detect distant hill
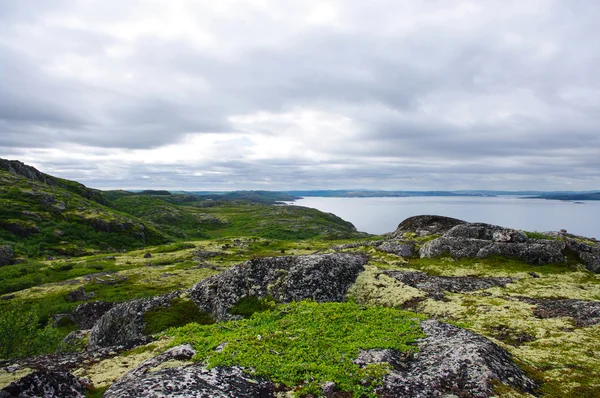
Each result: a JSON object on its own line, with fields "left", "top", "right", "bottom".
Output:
{"left": 526, "top": 192, "right": 600, "bottom": 201}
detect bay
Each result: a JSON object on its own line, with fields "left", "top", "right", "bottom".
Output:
{"left": 292, "top": 196, "right": 600, "bottom": 239}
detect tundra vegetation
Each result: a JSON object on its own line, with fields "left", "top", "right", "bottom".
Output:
{"left": 0, "top": 159, "right": 599, "bottom": 397}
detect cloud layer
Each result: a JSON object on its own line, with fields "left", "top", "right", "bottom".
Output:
{"left": 1, "top": 0, "right": 599, "bottom": 190}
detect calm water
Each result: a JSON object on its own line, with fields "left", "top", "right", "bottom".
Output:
{"left": 292, "top": 196, "right": 600, "bottom": 239}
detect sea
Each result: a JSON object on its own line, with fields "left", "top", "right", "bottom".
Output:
{"left": 291, "top": 196, "right": 600, "bottom": 239}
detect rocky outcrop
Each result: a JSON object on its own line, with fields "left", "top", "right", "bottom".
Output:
{"left": 190, "top": 253, "right": 368, "bottom": 320}
{"left": 392, "top": 215, "right": 466, "bottom": 237}
{"left": 103, "top": 364, "right": 275, "bottom": 398}
{"left": 378, "top": 241, "right": 415, "bottom": 257}
{"left": 565, "top": 238, "right": 600, "bottom": 273}
{"left": 73, "top": 301, "right": 115, "bottom": 330}
{"left": 519, "top": 297, "right": 600, "bottom": 327}
{"left": 66, "top": 288, "right": 94, "bottom": 302}
{"left": 88, "top": 292, "right": 180, "bottom": 349}
{"left": 0, "top": 370, "right": 87, "bottom": 398}
{"left": 384, "top": 270, "right": 513, "bottom": 300}
{"left": 0, "top": 245, "right": 14, "bottom": 267}
{"left": 420, "top": 222, "right": 565, "bottom": 265}
{"left": 375, "top": 320, "right": 537, "bottom": 397}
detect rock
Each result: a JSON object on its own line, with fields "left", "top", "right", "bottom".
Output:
{"left": 1, "top": 294, "right": 15, "bottom": 300}
{"left": 67, "top": 288, "right": 94, "bottom": 302}
{"left": 354, "top": 348, "right": 412, "bottom": 371}
{"left": 0, "top": 245, "right": 14, "bottom": 267}
{"left": 521, "top": 298, "right": 600, "bottom": 327}
{"left": 565, "top": 238, "right": 600, "bottom": 273}
{"left": 0, "top": 370, "right": 87, "bottom": 398}
{"left": 143, "top": 253, "right": 152, "bottom": 259}
{"left": 102, "top": 364, "right": 275, "bottom": 398}
{"left": 384, "top": 270, "right": 513, "bottom": 300}
{"left": 493, "top": 229, "right": 528, "bottom": 243}
{"left": 378, "top": 241, "right": 415, "bottom": 257}
{"left": 88, "top": 291, "right": 180, "bottom": 349}
{"left": 52, "top": 313, "right": 75, "bottom": 328}
{"left": 376, "top": 320, "right": 537, "bottom": 397}
{"left": 420, "top": 237, "right": 490, "bottom": 258}
{"left": 73, "top": 301, "right": 115, "bottom": 330}
{"left": 393, "top": 215, "right": 466, "bottom": 237}
{"left": 477, "top": 241, "right": 565, "bottom": 265}
{"left": 0, "top": 221, "right": 40, "bottom": 237}
{"left": 190, "top": 253, "right": 368, "bottom": 320}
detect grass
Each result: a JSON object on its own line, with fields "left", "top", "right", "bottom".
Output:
{"left": 168, "top": 300, "right": 425, "bottom": 397}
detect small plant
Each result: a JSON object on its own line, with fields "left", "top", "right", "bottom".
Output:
{"left": 168, "top": 300, "right": 425, "bottom": 397}
{"left": 143, "top": 298, "right": 214, "bottom": 335}
{"left": 230, "top": 295, "right": 277, "bottom": 318}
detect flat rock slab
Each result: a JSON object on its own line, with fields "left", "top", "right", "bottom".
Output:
{"left": 393, "top": 215, "right": 466, "bottom": 237}
{"left": 103, "top": 365, "right": 274, "bottom": 398}
{"left": 0, "top": 370, "right": 86, "bottom": 398}
{"left": 384, "top": 270, "right": 512, "bottom": 300}
{"left": 376, "top": 320, "right": 538, "bottom": 397}
{"left": 190, "top": 253, "right": 368, "bottom": 320}
{"left": 519, "top": 297, "right": 600, "bottom": 327}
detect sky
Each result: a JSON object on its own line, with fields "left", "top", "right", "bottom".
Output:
{"left": 1, "top": 0, "right": 599, "bottom": 191}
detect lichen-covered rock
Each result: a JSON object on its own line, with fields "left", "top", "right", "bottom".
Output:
{"left": 102, "top": 364, "right": 274, "bottom": 398}
{"left": 419, "top": 237, "right": 490, "bottom": 258}
{"left": 0, "top": 370, "right": 87, "bottom": 398}
{"left": 376, "top": 320, "right": 537, "bottom": 397}
{"left": 392, "top": 215, "right": 466, "bottom": 237}
{"left": 88, "top": 292, "right": 180, "bottom": 349}
{"left": 190, "top": 253, "right": 367, "bottom": 320}
{"left": 384, "top": 270, "right": 513, "bottom": 300}
{"left": 420, "top": 222, "right": 565, "bottom": 265}
{"left": 565, "top": 238, "right": 600, "bottom": 273}
{"left": 477, "top": 240, "right": 564, "bottom": 265}
{"left": 520, "top": 298, "right": 600, "bottom": 327}
{"left": 73, "top": 301, "right": 116, "bottom": 330}
{"left": 0, "top": 246, "right": 14, "bottom": 267}
{"left": 378, "top": 241, "right": 415, "bottom": 257}
{"left": 67, "top": 288, "right": 94, "bottom": 302}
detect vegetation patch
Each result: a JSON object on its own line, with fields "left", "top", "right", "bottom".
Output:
{"left": 229, "top": 295, "right": 277, "bottom": 318}
{"left": 168, "top": 300, "right": 425, "bottom": 397}
{"left": 143, "top": 298, "right": 214, "bottom": 335}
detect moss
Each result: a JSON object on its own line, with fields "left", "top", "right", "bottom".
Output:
{"left": 0, "top": 367, "right": 33, "bottom": 389}
{"left": 143, "top": 298, "right": 214, "bottom": 335}
{"left": 230, "top": 296, "right": 277, "bottom": 318}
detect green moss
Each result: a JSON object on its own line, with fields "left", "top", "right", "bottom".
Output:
{"left": 143, "top": 299, "right": 214, "bottom": 335}
{"left": 168, "top": 300, "right": 425, "bottom": 397}
{"left": 230, "top": 296, "right": 277, "bottom": 317}
{"left": 85, "top": 386, "right": 108, "bottom": 398}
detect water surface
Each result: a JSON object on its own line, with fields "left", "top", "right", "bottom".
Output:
{"left": 292, "top": 196, "right": 600, "bottom": 239}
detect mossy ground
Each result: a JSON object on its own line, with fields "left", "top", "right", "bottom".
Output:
{"left": 168, "top": 300, "right": 425, "bottom": 397}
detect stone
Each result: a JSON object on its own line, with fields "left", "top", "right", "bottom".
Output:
{"left": 190, "top": 253, "right": 368, "bottom": 321}
{"left": 143, "top": 253, "right": 152, "bottom": 259}
{"left": 0, "top": 370, "right": 87, "bottom": 398}
{"left": 0, "top": 245, "right": 14, "bottom": 267}
{"left": 88, "top": 291, "right": 180, "bottom": 349}
{"left": 384, "top": 270, "right": 513, "bottom": 300}
{"left": 565, "top": 238, "right": 600, "bottom": 273}
{"left": 493, "top": 229, "right": 528, "bottom": 243}
{"left": 392, "top": 215, "right": 466, "bottom": 237}
{"left": 476, "top": 241, "right": 564, "bottom": 265}
{"left": 73, "top": 301, "right": 116, "bottom": 330}
{"left": 102, "top": 364, "right": 274, "bottom": 398}
{"left": 378, "top": 241, "right": 415, "bottom": 257}
{"left": 520, "top": 298, "right": 600, "bottom": 327}
{"left": 67, "top": 288, "right": 94, "bottom": 302}
{"left": 420, "top": 237, "right": 490, "bottom": 258}
{"left": 375, "top": 320, "right": 537, "bottom": 397}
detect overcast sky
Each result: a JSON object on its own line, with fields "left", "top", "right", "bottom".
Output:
{"left": 1, "top": 0, "right": 599, "bottom": 191}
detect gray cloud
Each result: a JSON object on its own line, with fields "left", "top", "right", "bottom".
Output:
{"left": 1, "top": 0, "right": 599, "bottom": 190}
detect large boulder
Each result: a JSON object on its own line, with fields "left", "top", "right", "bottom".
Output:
{"left": 565, "top": 238, "right": 600, "bottom": 273}
{"left": 73, "top": 301, "right": 115, "bottom": 330}
{"left": 420, "top": 222, "right": 565, "bottom": 265}
{"left": 375, "top": 320, "right": 537, "bottom": 397}
{"left": 190, "top": 253, "right": 368, "bottom": 320}
{"left": 0, "top": 370, "right": 87, "bottom": 398}
{"left": 0, "top": 245, "right": 14, "bottom": 267}
{"left": 392, "top": 215, "right": 466, "bottom": 237}
{"left": 88, "top": 292, "right": 180, "bottom": 349}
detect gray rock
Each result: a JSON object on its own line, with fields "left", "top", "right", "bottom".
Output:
{"left": 477, "top": 241, "right": 564, "bottom": 265}
{"left": 384, "top": 270, "right": 513, "bottom": 300}
{"left": 73, "top": 301, "right": 116, "bottom": 329}
{"left": 102, "top": 364, "right": 274, "bottom": 398}
{"left": 493, "top": 229, "right": 528, "bottom": 243}
{"left": 0, "top": 370, "right": 87, "bottom": 398}
{"left": 565, "top": 238, "right": 600, "bottom": 273}
{"left": 88, "top": 291, "right": 180, "bottom": 349}
{"left": 520, "top": 298, "right": 600, "bottom": 327}
{"left": 62, "top": 330, "right": 90, "bottom": 349}
{"left": 378, "top": 241, "right": 415, "bottom": 257}
{"left": 190, "top": 253, "right": 367, "bottom": 320}
{"left": 445, "top": 223, "right": 503, "bottom": 240}
{"left": 0, "top": 245, "right": 14, "bottom": 267}
{"left": 420, "top": 237, "right": 490, "bottom": 258}
{"left": 67, "top": 288, "right": 94, "bottom": 302}
{"left": 376, "top": 320, "right": 537, "bottom": 397}
{"left": 393, "top": 215, "right": 466, "bottom": 237}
